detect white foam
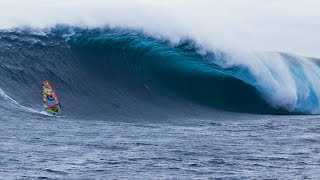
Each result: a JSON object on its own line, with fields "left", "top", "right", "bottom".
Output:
{"left": 0, "top": 88, "right": 49, "bottom": 115}
{"left": 209, "top": 50, "right": 320, "bottom": 113}
{"left": 0, "top": 0, "right": 319, "bottom": 58}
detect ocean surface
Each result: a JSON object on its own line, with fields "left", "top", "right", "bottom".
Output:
{"left": 0, "top": 26, "right": 320, "bottom": 179}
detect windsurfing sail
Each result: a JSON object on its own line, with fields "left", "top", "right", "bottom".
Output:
{"left": 42, "top": 80, "right": 61, "bottom": 115}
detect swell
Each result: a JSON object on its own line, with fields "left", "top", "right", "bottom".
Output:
{"left": 0, "top": 26, "right": 319, "bottom": 117}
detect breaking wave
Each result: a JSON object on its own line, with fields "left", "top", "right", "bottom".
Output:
{"left": 1, "top": 26, "right": 320, "bottom": 117}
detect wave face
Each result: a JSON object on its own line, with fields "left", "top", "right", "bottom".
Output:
{"left": 1, "top": 26, "right": 320, "bottom": 117}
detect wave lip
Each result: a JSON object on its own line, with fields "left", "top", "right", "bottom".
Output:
{"left": 204, "top": 50, "right": 320, "bottom": 114}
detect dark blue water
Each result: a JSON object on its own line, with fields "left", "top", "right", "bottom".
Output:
{"left": 1, "top": 27, "right": 320, "bottom": 179}
{"left": 1, "top": 109, "right": 320, "bottom": 179}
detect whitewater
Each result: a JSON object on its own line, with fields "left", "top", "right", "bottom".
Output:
{"left": 0, "top": 0, "right": 320, "bottom": 179}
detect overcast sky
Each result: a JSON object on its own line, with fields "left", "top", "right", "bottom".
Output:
{"left": 0, "top": 0, "right": 319, "bottom": 57}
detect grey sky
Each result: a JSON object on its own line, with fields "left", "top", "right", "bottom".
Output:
{"left": 0, "top": 0, "right": 319, "bottom": 57}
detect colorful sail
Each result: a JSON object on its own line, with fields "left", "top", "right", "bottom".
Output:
{"left": 42, "top": 80, "right": 61, "bottom": 114}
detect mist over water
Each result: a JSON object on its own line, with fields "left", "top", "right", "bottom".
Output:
{"left": 0, "top": 0, "right": 319, "bottom": 57}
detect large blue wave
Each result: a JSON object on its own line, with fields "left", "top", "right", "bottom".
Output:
{"left": 1, "top": 26, "right": 320, "bottom": 116}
